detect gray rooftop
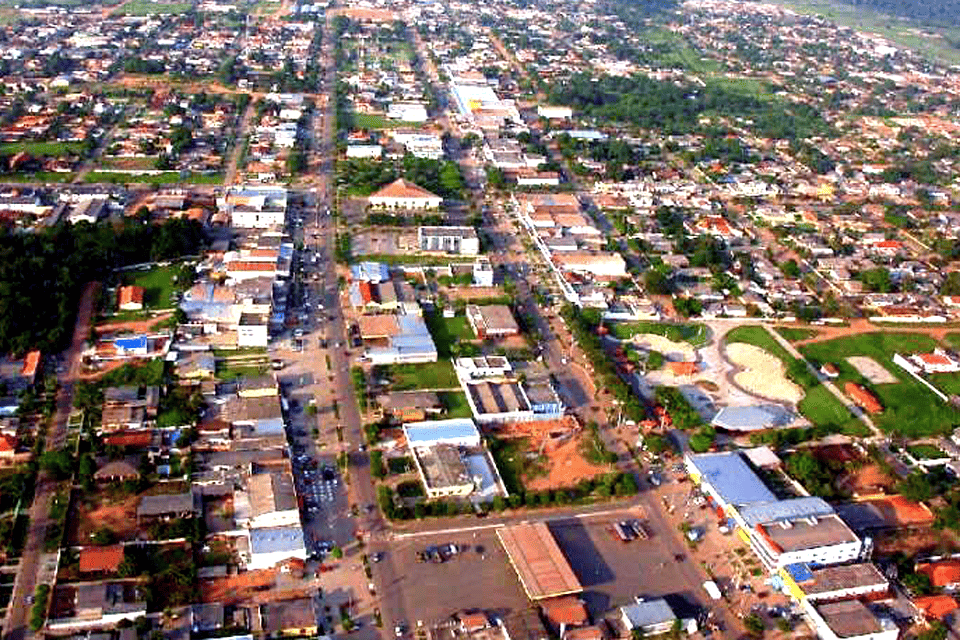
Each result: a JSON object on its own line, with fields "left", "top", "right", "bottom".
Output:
{"left": 621, "top": 598, "right": 676, "bottom": 630}
{"left": 740, "top": 497, "right": 836, "bottom": 527}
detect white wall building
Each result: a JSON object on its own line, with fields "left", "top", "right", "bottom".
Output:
{"left": 418, "top": 226, "right": 480, "bottom": 256}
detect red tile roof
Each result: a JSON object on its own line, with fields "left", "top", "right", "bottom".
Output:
{"left": 370, "top": 178, "right": 440, "bottom": 200}
{"left": 103, "top": 431, "right": 152, "bottom": 448}
{"left": 0, "top": 434, "right": 16, "bottom": 452}
{"left": 118, "top": 285, "right": 145, "bottom": 307}
{"left": 79, "top": 544, "right": 125, "bottom": 573}
{"left": 21, "top": 350, "right": 40, "bottom": 378}
{"left": 918, "top": 561, "right": 960, "bottom": 588}
{"left": 914, "top": 595, "right": 959, "bottom": 620}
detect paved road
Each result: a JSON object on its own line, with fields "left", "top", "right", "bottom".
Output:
{"left": 4, "top": 282, "right": 97, "bottom": 640}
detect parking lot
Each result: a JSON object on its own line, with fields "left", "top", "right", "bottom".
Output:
{"left": 377, "top": 528, "right": 528, "bottom": 627}
{"left": 377, "top": 507, "right": 713, "bottom": 630}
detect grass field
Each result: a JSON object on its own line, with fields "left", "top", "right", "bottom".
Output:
{"left": 424, "top": 312, "right": 474, "bottom": 358}
{"left": 438, "top": 391, "right": 473, "bottom": 419}
{"left": 944, "top": 333, "right": 960, "bottom": 349}
{"left": 352, "top": 113, "right": 424, "bottom": 130}
{"left": 85, "top": 171, "right": 223, "bottom": 185}
{"left": 608, "top": 320, "right": 710, "bottom": 348}
{"left": 796, "top": 385, "right": 862, "bottom": 433}
{"left": 775, "top": 327, "right": 818, "bottom": 342}
{"left": 800, "top": 332, "right": 960, "bottom": 436}
{"left": 907, "top": 443, "right": 948, "bottom": 460}
{"left": 0, "top": 141, "right": 84, "bottom": 156}
{"left": 113, "top": 0, "right": 194, "bottom": 15}
{"left": 929, "top": 372, "right": 960, "bottom": 395}
{"left": 123, "top": 265, "right": 181, "bottom": 310}
{"left": 724, "top": 325, "right": 795, "bottom": 364}
{"left": 383, "top": 360, "right": 459, "bottom": 391}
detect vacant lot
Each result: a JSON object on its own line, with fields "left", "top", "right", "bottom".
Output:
{"left": 353, "top": 113, "right": 424, "bottom": 130}
{"left": 68, "top": 490, "right": 139, "bottom": 545}
{"left": 425, "top": 312, "right": 475, "bottom": 358}
{"left": 381, "top": 360, "right": 459, "bottom": 391}
{"left": 801, "top": 333, "right": 960, "bottom": 436}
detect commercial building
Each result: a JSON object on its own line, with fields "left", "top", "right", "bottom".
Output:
{"left": 497, "top": 522, "right": 582, "bottom": 601}
{"left": 803, "top": 600, "right": 898, "bottom": 640}
{"left": 779, "top": 563, "right": 889, "bottom": 604}
{"left": 419, "top": 226, "right": 480, "bottom": 256}
{"left": 685, "top": 452, "right": 865, "bottom": 570}
{"left": 403, "top": 419, "right": 506, "bottom": 500}
{"left": 465, "top": 304, "right": 520, "bottom": 339}
{"left": 346, "top": 144, "right": 383, "bottom": 159}
{"left": 454, "top": 357, "right": 564, "bottom": 424}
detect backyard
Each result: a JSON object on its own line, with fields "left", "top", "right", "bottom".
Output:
{"left": 379, "top": 360, "right": 459, "bottom": 391}
{"left": 122, "top": 264, "right": 184, "bottom": 310}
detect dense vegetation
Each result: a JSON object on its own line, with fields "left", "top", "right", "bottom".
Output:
{"left": 0, "top": 218, "right": 204, "bottom": 354}
{"left": 547, "top": 73, "right": 833, "bottom": 139}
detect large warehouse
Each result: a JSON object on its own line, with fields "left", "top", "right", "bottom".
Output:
{"left": 497, "top": 522, "right": 582, "bottom": 601}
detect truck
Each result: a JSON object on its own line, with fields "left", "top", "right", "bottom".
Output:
{"left": 702, "top": 580, "right": 722, "bottom": 601}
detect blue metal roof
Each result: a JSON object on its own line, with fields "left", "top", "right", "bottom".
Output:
{"left": 350, "top": 262, "right": 389, "bottom": 283}
{"left": 785, "top": 563, "right": 814, "bottom": 583}
{"left": 740, "top": 496, "right": 835, "bottom": 527}
{"left": 249, "top": 526, "right": 306, "bottom": 554}
{"left": 404, "top": 418, "right": 479, "bottom": 446}
{"left": 687, "top": 452, "right": 776, "bottom": 507}
{"left": 115, "top": 336, "right": 147, "bottom": 350}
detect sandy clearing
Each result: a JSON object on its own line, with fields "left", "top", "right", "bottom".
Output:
{"left": 847, "top": 356, "right": 898, "bottom": 385}
{"left": 725, "top": 343, "right": 804, "bottom": 404}
{"left": 629, "top": 333, "right": 697, "bottom": 362}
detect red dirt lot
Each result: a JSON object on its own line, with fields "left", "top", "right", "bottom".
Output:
{"left": 68, "top": 493, "right": 139, "bottom": 545}
{"left": 488, "top": 417, "right": 611, "bottom": 491}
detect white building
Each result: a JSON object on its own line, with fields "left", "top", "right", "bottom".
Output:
{"left": 620, "top": 598, "right": 677, "bottom": 637}
{"left": 234, "top": 473, "right": 301, "bottom": 530}
{"left": 347, "top": 145, "right": 383, "bottom": 159}
{"left": 238, "top": 313, "right": 269, "bottom": 347}
{"left": 388, "top": 102, "right": 429, "bottom": 122}
{"left": 537, "top": 105, "right": 573, "bottom": 119}
{"left": 473, "top": 258, "right": 494, "bottom": 287}
{"left": 219, "top": 186, "right": 287, "bottom": 229}
{"left": 418, "top": 226, "right": 480, "bottom": 256}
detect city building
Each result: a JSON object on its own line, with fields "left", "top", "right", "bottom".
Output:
{"left": 685, "top": 452, "right": 865, "bottom": 570}
{"left": 368, "top": 179, "right": 442, "bottom": 210}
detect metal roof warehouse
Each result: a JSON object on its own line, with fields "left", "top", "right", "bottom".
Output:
{"left": 497, "top": 522, "right": 582, "bottom": 600}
